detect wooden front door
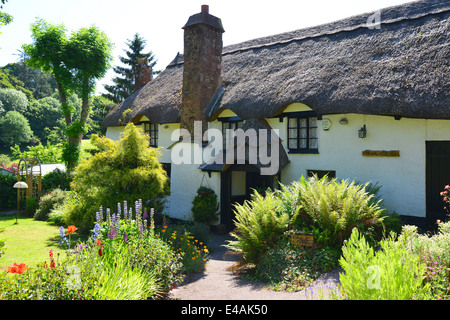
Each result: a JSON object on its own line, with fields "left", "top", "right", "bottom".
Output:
{"left": 426, "top": 141, "right": 450, "bottom": 223}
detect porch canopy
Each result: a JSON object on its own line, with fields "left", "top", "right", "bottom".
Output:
{"left": 199, "top": 118, "right": 289, "bottom": 175}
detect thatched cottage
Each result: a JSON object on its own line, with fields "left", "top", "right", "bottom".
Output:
{"left": 103, "top": 0, "right": 450, "bottom": 230}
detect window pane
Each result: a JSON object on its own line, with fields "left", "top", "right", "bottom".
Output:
{"left": 300, "top": 138, "right": 307, "bottom": 148}
{"left": 289, "top": 128, "right": 298, "bottom": 139}
{"left": 309, "top": 138, "right": 318, "bottom": 149}
{"left": 309, "top": 127, "right": 317, "bottom": 139}
{"left": 299, "top": 118, "right": 307, "bottom": 128}
{"left": 300, "top": 128, "right": 307, "bottom": 139}
{"left": 288, "top": 118, "right": 297, "bottom": 128}
{"left": 309, "top": 117, "right": 317, "bottom": 128}
{"left": 288, "top": 139, "right": 298, "bottom": 149}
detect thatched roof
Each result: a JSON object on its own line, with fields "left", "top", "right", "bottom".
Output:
{"left": 103, "top": 0, "right": 450, "bottom": 127}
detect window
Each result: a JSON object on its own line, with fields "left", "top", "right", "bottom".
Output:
{"left": 143, "top": 122, "right": 158, "bottom": 147}
{"left": 287, "top": 112, "right": 318, "bottom": 153}
{"left": 220, "top": 117, "right": 244, "bottom": 149}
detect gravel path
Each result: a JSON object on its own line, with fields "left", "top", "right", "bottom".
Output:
{"left": 166, "top": 233, "right": 342, "bottom": 300}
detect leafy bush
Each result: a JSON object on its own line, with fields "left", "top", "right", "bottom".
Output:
{"left": 41, "top": 168, "right": 72, "bottom": 191}
{"left": 191, "top": 187, "right": 219, "bottom": 223}
{"left": 10, "top": 142, "right": 63, "bottom": 164}
{"left": 34, "top": 188, "right": 68, "bottom": 221}
{"left": 0, "top": 111, "right": 33, "bottom": 147}
{"left": 225, "top": 191, "right": 300, "bottom": 265}
{"left": 62, "top": 123, "right": 168, "bottom": 233}
{"left": 0, "top": 173, "right": 16, "bottom": 209}
{"left": 255, "top": 236, "right": 341, "bottom": 291}
{"left": 398, "top": 221, "right": 450, "bottom": 299}
{"left": 292, "top": 176, "right": 386, "bottom": 247}
{"left": 339, "top": 228, "right": 428, "bottom": 300}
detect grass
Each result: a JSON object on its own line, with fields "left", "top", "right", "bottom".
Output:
{"left": 0, "top": 211, "right": 85, "bottom": 271}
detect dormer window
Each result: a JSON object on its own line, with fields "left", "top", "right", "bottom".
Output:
{"left": 143, "top": 122, "right": 158, "bottom": 147}
{"left": 286, "top": 112, "right": 318, "bottom": 153}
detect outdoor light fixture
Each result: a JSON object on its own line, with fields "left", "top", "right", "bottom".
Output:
{"left": 358, "top": 125, "right": 367, "bottom": 139}
{"left": 13, "top": 181, "right": 28, "bottom": 224}
{"left": 339, "top": 118, "right": 348, "bottom": 125}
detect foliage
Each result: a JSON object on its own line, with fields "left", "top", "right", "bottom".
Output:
{"left": 63, "top": 123, "right": 168, "bottom": 233}
{"left": 398, "top": 221, "right": 450, "bottom": 299}
{"left": 41, "top": 169, "right": 72, "bottom": 192}
{"left": 292, "top": 176, "right": 386, "bottom": 247}
{"left": 191, "top": 187, "right": 219, "bottom": 223}
{"left": 0, "top": 173, "right": 15, "bottom": 209}
{"left": 225, "top": 190, "right": 300, "bottom": 265}
{"left": 0, "top": 88, "right": 28, "bottom": 115}
{"left": 0, "top": 238, "right": 5, "bottom": 258}
{"left": 23, "top": 18, "right": 113, "bottom": 171}
{"left": 254, "top": 236, "right": 341, "bottom": 291}
{"left": 103, "top": 33, "right": 159, "bottom": 103}
{"left": 11, "top": 142, "right": 62, "bottom": 164}
{"left": 339, "top": 228, "right": 429, "bottom": 300}
{"left": 0, "top": 111, "right": 33, "bottom": 147}
{"left": 157, "top": 224, "right": 210, "bottom": 274}
{"left": 34, "top": 188, "right": 68, "bottom": 221}
{"left": 94, "top": 200, "right": 184, "bottom": 295}
{"left": 26, "top": 96, "right": 65, "bottom": 144}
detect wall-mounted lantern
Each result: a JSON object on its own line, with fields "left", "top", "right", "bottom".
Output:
{"left": 358, "top": 125, "right": 367, "bottom": 139}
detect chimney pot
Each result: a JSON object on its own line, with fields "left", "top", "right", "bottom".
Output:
{"left": 201, "top": 5, "right": 209, "bottom": 13}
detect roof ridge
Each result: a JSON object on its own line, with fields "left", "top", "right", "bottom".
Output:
{"left": 221, "top": 0, "right": 450, "bottom": 56}
{"left": 167, "top": 0, "right": 449, "bottom": 67}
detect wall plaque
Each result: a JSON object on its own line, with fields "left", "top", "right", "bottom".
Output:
{"left": 362, "top": 150, "right": 400, "bottom": 157}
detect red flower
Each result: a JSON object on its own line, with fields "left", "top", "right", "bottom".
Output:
{"left": 67, "top": 225, "right": 78, "bottom": 235}
{"left": 50, "top": 260, "right": 56, "bottom": 268}
{"left": 98, "top": 248, "right": 103, "bottom": 257}
{"left": 8, "top": 263, "right": 28, "bottom": 274}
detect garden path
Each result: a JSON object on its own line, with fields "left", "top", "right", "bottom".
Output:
{"left": 166, "top": 232, "right": 342, "bottom": 300}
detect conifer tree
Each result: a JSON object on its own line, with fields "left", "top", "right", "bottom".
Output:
{"left": 103, "top": 33, "right": 158, "bottom": 103}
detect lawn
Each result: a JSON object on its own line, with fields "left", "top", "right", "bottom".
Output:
{"left": 0, "top": 212, "right": 84, "bottom": 271}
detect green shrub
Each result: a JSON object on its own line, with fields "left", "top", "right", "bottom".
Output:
{"left": 0, "top": 173, "right": 16, "bottom": 209}
{"left": 191, "top": 187, "right": 219, "bottom": 223}
{"left": 255, "top": 237, "right": 341, "bottom": 291}
{"left": 225, "top": 191, "right": 300, "bottom": 265}
{"left": 41, "top": 168, "right": 72, "bottom": 191}
{"left": 339, "top": 228, "right": 428, "bottom": 300}
{"left": 34, "top": 188, "right": 68, "bottom": 221}
{"left": 62, "top": 123, "right": 168, "bottom": 234}
{"left": 292, "top": 176, "right": 386, "bottom": 246}
{"left": 398, "top": 221, "right": 450, "bottom": 299}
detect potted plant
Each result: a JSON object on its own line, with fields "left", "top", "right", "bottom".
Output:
{"left": 192, "top": 187, "right": 219, "bottom": 225}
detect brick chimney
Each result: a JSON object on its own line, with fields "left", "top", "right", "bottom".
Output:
{"left": 135, "top": 57, "right": 153, "bottom": 91}
{"left": 181, "top": 5, "right": 225, "bottom": 139}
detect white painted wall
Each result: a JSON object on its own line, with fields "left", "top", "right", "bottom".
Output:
{"left": 105, "top": 104, "right": 450, "bottom": 220}
{"left": 267, "top": 105, "right": 450, "bottom": 218}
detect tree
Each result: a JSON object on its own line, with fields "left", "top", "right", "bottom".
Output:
{"left": 23, "top": 19, "right": 113, "bottom": 171}
{"left": 103, "top": 33, "right": 158, "bottom": 103}
{"left": 0, "top": 0, "right": 13, "bottom": 37}
{"left": 0, "top": 88, "right": 28, "bottom": 115}
{"left": 3, "top": 61, "right": 57, "bottom": 99}
{"left": 27, "top": 96, "right": 65, "bottom": 143}
{"left": 0, "top": 111, "right": 33, "bottom": 147}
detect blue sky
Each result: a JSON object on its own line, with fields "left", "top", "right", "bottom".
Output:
{"left": 0, "top": 0, "right": 414, "bottom": 94}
